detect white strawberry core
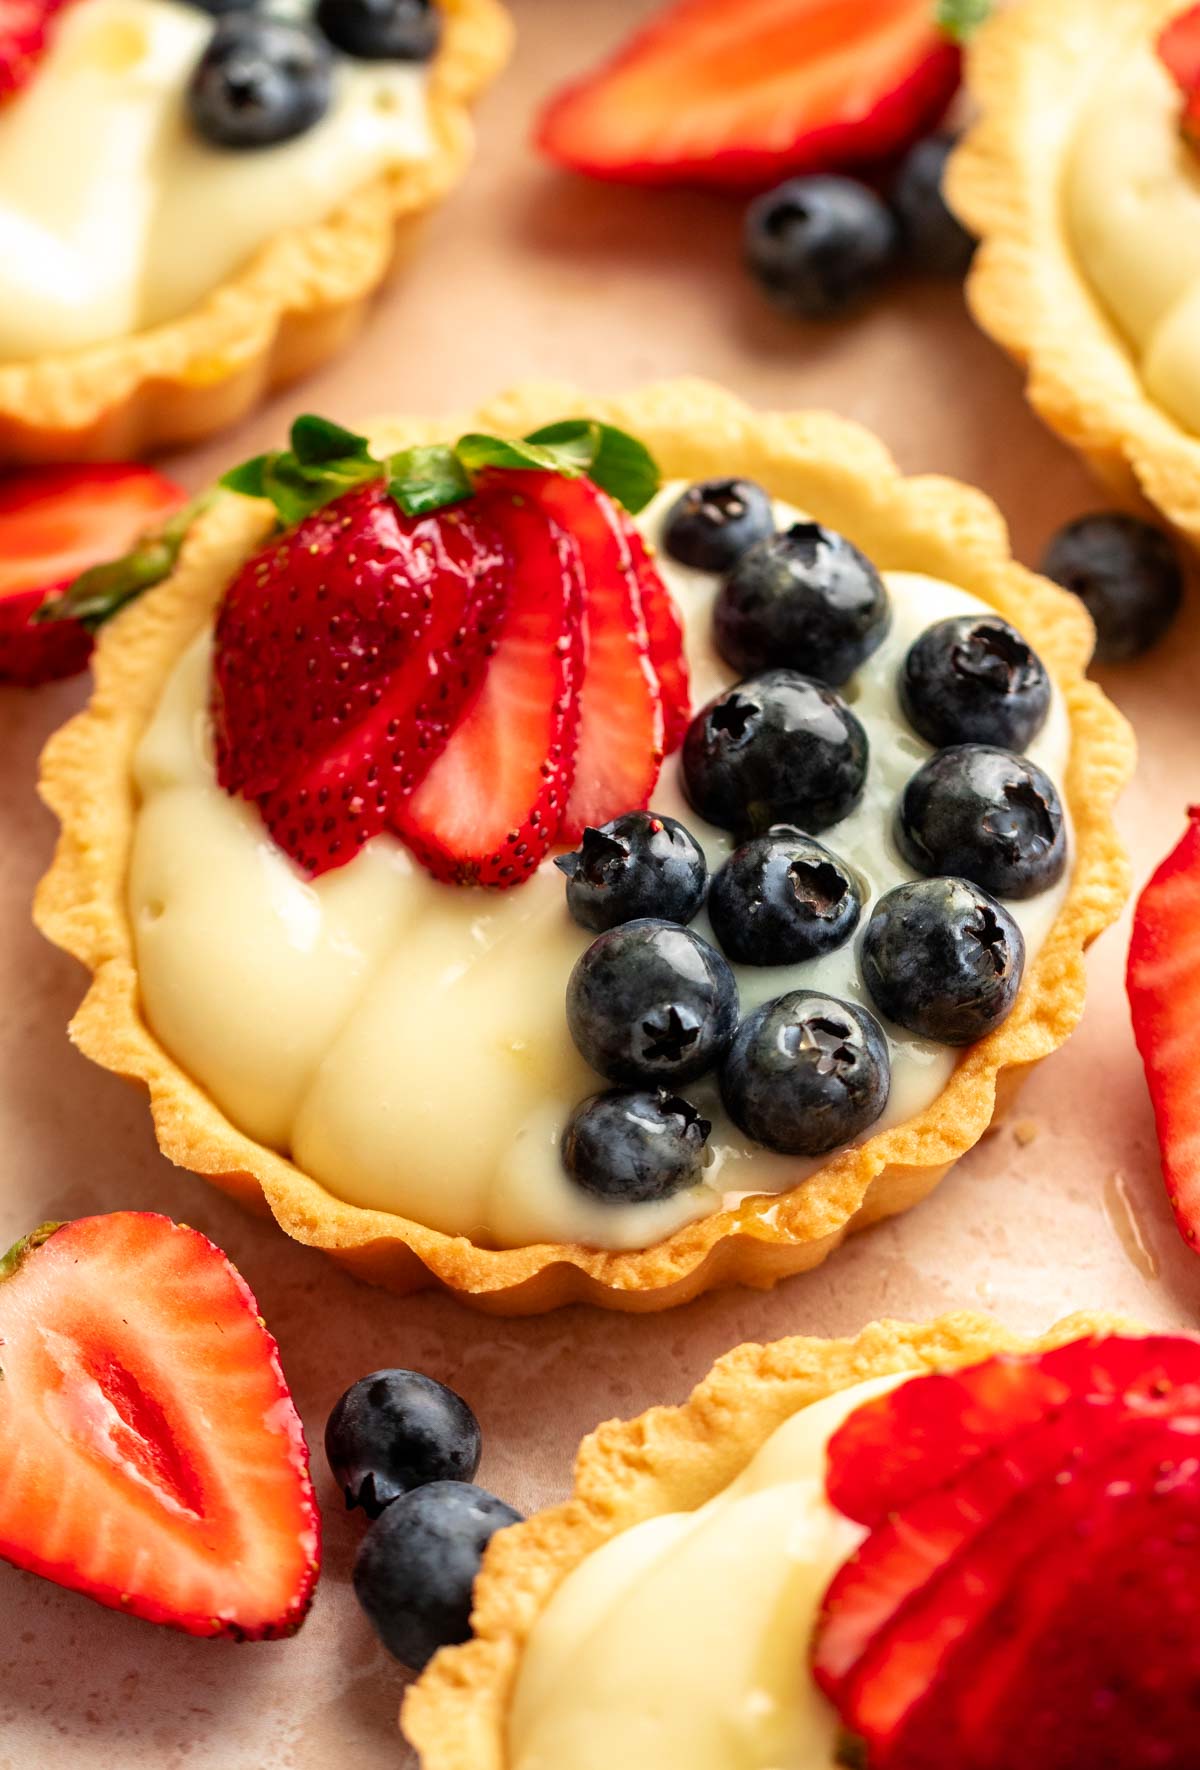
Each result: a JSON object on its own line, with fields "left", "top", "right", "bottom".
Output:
{"left": 127, "top": 487, "right": 1072, "bottom": 1253}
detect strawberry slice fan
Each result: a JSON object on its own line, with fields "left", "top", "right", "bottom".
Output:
{"left": 812, "top": 1336, "right": 1200, "bottom": 1769}
{"left": 536, "top": 0, "right": 981, "bottom": 189}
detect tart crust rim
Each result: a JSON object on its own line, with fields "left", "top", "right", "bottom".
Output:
{"left": 33, "top": 377, "right": 1135, "bottom": 1314}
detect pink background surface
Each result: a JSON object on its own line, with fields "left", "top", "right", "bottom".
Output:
{"left": 3, "top": 2, "right": 1200, "bottom": 1764}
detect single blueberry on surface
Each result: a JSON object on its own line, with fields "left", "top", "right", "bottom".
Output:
{"left": 316, "top": 0, "right": 441, "bottom": 61}
{"left": 565, "top": 919, "right": 738, "bottom": 1087}
{"left": 708, "top": 829, "right": 862, "bottom": 967}
{"left": 861, "top": 877, "right": 1026, "bottom": 1046}
{"left": 187, "top": 15, "right": 333, "bottom": 149}
{"left": 720, "top": 990, "right": 890, "bottom": 1156}
{"left": 714, "top": 522, "right": 891, "bottom": 684}
{"left": 897, "top": 744, "right": 1067, "bottom": 900}
{"left": 901, "top": 614, "right": 1051, "bottom": 750}
{"left": 562, "top": 1089, "right": 711, "bottom": 1204}
{"left": 1040, "top": 512, "right": 1183, "bottom": 663}
{"left": 745, "top": 176, "right": 898, "bottom": 320}
{"left": 325, "top": 1370, "right": 481, "bottom": 1518}
{"left": 556, "top": 812, "right": 707, "bottom": 933}
{"left": 681, "top": 669, "right": 868, "bottom": 837}
{"left": 662, "top": 478, "right": 775, "bottom": 573}
{"left": 353, "top": 1482, "right": 521, "bottom": 1669}
{"left": 891, "top": 133, "right": 976, "bottom": 278}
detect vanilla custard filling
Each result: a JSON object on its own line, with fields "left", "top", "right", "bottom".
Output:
{"left": 128, "top": 487, "right": 1071, "bottom": 1252}
{"left": 508, "top": 1372, "right": 907, "bottom": 1770}
{"left": 0, "top": 0, "right": 431, "bottom": 359}
{"left": 1066, "top": 37, "right": 1200, "bottom": 434}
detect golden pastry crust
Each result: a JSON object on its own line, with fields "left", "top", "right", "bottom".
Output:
{"left": 948, "top": 0, "right": 1200, "bottom": 542}
{"left": 403, "top": 1309, "right": 1140, "bottom": 1769}
{"left": 0, "top": 0, "right": 512, "bottom": 464}
{"left": 34, "top": 379, "right": 1134, "bottom": 1314}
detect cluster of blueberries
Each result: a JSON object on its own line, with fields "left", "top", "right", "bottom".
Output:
{"left": 186, "top": 0, "right": 439, "bottom": 151}
{"left": 555, "top": 476, "right": 1068, "bottom": 1208}
{"left": 326, "top": 1366, "right": 520, "bottom": 1670}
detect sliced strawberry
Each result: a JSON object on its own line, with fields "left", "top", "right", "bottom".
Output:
{"left": 508, "top": 471, "right": 664, "bottom": 841}
{"left": 536, "top": 0, "right": 963, "bottom": 191}
{"left": 0, "top": 1213, "right": 319, "bottom": 1639}
{"left": 620, "top": 513, "right": 691, "bottom": 754}
{"left": 1158, "top": 4, "right": 1200, "bottom": 93}
{"left": 396, "top": 478, "right": 585, "bottom": 887}
{"left": 0, "top": 463, "right": 185, "bottom": 687}
{"left": 1127, "top": 808, "right": 1200, "bottom": 1253}
{"left": 0, "top": 0, "right": 68, "bottom": 102}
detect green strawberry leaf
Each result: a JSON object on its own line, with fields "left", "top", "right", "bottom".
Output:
{"left": 35, "top": 493, "right": 214, "bottom": 632}
{"left": 529, "top": 419, "right": 661, "bottom": 514}
{"left": 289, "top": 413, "right": 373, "bottom": 469}
{"left": 935, "top": 0, "right": 991, "bottom": 41}
{"left": 386, "top": 444, "right": 474, "bottom": 517}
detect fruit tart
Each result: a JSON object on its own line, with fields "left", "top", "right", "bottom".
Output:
{"left": 34, "top": 381, "right": 1132, "bottom": 1313}
{"left": 404, "top": 1311, "right": 1200, "bottom": 1770}
{"left": 0, "top": 0, "right": 509, "bottom": 463}
{"left": 949, "top": 0, "right": 1200, "bottom": 546}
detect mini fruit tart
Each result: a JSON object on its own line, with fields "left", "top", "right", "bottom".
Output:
{"left": 405, "top": 1311, "right": 1200, "bottom": 1769}
{"left": 35, "top": 381, "right": 1132, "bottom": 1313}
{"left": 949, "top": 0, "right": 1200, "bottom": 545}
{"left": 0, "top": 0, "right": 510, "bottom": 462}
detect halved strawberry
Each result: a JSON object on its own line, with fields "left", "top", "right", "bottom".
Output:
{"left": 397, "top": 477, "right": 586, "bottom": 886}
{"left": 621, "top": 513, "right": 691, "bottom": 753}
{"left": 0, "top": 0, "right": 68, "bottom": 102}
{"left": 511, "top": 471, "right": 664, "bottom": 841}
{"left": 0, "top": 464, "right": 185, "bottom": 687}
{"left": 1127, "top": 808, "right": 1200, "bottom": 1253}
{"left": 0, "top": 1213, "right": 319, "bottom": 1639}
{"left": 536, "top": 0, "right": 967, "bottom": 191}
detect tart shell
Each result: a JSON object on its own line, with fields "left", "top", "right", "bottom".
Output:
{"left": 403, "top": 1309, "right": 1138, "bottom": 1768}
{"left": 34, "top": 380, "right": 1134, "bottom": 1314}
{"left": 0, "top": 0, "right": 512, "bottom": 465}
{"left": 947, "top": 0, "right": 1200, "bottom": 544}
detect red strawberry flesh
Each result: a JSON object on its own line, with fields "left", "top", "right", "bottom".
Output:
{"left": 0, "top": 0, "right": 69, "bottom": 102}
{"left": 621, "top": 511, "right": 691, "bottom": 753}
{"left": 1158, "top": 4, "right": 1200, "bottom": 93}
{"left": 0, "top": 1212, "right": 319, "bottom": 1638}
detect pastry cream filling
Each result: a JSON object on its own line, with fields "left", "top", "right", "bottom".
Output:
{"left": 128, "top": 486, "right": 1071, "bottom": 1252}
{"left": 508, "top": 1372, "right": 907, "bottom": 1770}
{"left": 1066, "top": 38, "right": 1200, "bottom": 434}
{"left": 0, "top": 0, "right": 431, "bottom": 359}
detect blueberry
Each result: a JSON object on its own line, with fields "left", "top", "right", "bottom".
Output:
{"left": 555, "top": 812, "right": 707, "bottom": 933}
{"left": 708, "top": 829, "right": 862, "bottom": 967}
{"left": 744, "top": 175, "right": 898, "bottom": 320}
{"left": 187, "top": 15, "right": 332, "bottom": 149}
{"left": 682, "top": 669, "right": 868, "bottom": 838}
{"left": 901, "top": 615, "right": 1051, "bottom": 750}
{"left": 861, "top": 878, "right": 1025, "bottom": 1046}
{"left": 353, "top": 1482, "right": 521, "bottom": 1670}
{"left": 662, "top": 478, "right": 775, "bottom": 573}
{"left": 315, "top": 0, "right": 440, "bottom": 61}
{"left": 897, "top": 745, "right": 1067, "bottom": 900}
{"left": 891, "top": 133, "right": 976, "bottom": 278}
{"left": 325, "top": 1370, "right": 480, "bottom": 1519}
{"left": 720, "top": 990, "right": 890, "bottom": 1156}
{"left": 714, "top": 523, "right": 891, "bottom": 685}
{"left": 1040, "top": 513, "right": 1183, "bottom": 663}
{"left": 562, "top": 1089, "right": 711, "bottom": 1204}
{"left": 566, "top": 919, "right": 738, "bottom": 1087}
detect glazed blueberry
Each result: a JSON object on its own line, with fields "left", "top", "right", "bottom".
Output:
{"left": 720, "top": 990, "right": 890, "bottom": 1156}
{"left": 325, "top": 1370, "right": 480, "bottom": 1518}
{"left": 714, "top": 523, "right": 891, "bottom": 685}
{"left": 566, "top": 919, "right": 738, "bottom": 1087}
{"left": 353, "top": 1482, "right": 521, "bottom": 1669}
{"left": 1040, "top": 513, "right": 1183, "bottom": 663}
{"left": 662, "top": 478, "right": 775, "bottom": 573}
{"left": 861, "top": 877, "right": 1026, "bottom": 1046}
{"left": 315, "top": 0, "right": 441, "bottom": 61}
{"left": 744, "top": 175, "right": 898, "bottom": 320}
{"left": 555, "top": 813, "right": 707, "bottom": 933}
{"left": 562, "top": 1089, "right": 711, "bottom": 1204}
{"left": 187, "top": 15, "right": 332, "bottom": 149}
{"left": 897, "top": 745, "right": 1067, "bottom": 900}
{"left": 891, "top": 133, "right": 976, "bottom": 278}
{"left": 901, "top": 615, "right": 1051, "bottom": 750}
{"left": 708, "top": 829, "right": 862, "bottom": 967}
{"left": 682, "top": 669, "right": 868, "bottom": 838}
